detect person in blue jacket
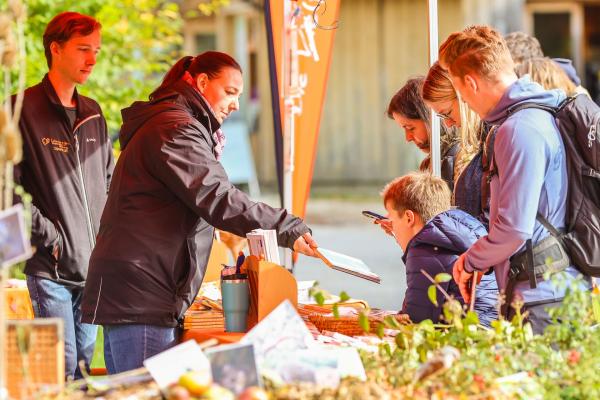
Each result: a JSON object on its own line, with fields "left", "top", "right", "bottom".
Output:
{"left": 440, "top": 25, "right": 590, "bottom": 334}
{"left": 381, "top": 172, "right": 498, "bottom": 326}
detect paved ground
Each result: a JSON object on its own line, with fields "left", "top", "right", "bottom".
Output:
{"left": 288, "top": 197, "right": 408, "bottom": 310}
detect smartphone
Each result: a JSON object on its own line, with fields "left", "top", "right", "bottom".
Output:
{"left": 362, "top": 210, "right": 387, "bottom": 220}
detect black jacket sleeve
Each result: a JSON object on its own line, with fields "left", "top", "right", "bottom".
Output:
{"left": 145, "top": 120, "right": 309, "bottom": 249}
{"left": 13, "top": 163, "right": 61, "bottom": 251}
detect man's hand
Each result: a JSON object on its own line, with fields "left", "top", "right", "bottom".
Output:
{"left": 453, "top": 254, "right": 474, "bottom": 304}
{"left": 453, "top": 254, "right": 486, "bottom": 304}
{"left": 293, "top": 232, "right": 318, "bottom": 257}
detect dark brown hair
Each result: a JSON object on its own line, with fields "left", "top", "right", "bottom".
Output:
{"left": 387, "top": 77, "right": 430, "bottom": 122}
{"left": 150, "top": 51, "right": 242, "bottom": 100}
{"left": 43, "top": 12, "right": 102, "bottom": 68}
{"left": 387, "top": 76, "right": 456, "bottom": 146}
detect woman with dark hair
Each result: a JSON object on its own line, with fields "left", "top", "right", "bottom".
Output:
{"left": 386, "top": 77, "right": 460, "bottom": 191}
{"left": 81, "top": 51, "right": 317, "bottom": 373}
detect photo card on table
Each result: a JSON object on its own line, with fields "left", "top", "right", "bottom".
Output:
{"left": 204, "top": 342, "right": 262, "bottom": 395}
{"left": 0, "top": 204, "right": 32, "bottom": 269}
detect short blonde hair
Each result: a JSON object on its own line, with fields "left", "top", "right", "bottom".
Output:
{"left": 382, "top": 172, "right": 451, "bottom": 222}
{"left": 439, "top": 25, "right": 514, "bottom": 81}
{"left": 515, "top": 57, "right": 577, "bottom": 96}
{"left": 422, "top": 62, "right": 481, "bottom": 178}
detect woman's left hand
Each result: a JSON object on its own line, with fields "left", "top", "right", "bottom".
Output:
{"left": 293, "top": 232, "right": 318, "bottom": 257}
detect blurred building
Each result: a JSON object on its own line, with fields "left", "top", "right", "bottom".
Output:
{"left": 180, "top": 0, "right": 598, "bottom": 189}
{"left": 525, "top": 0, "right": 600, "bottom": 103}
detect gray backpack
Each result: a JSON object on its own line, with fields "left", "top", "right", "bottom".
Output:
{"left": 496, "top": 94, "right": 600, "bottom": 276}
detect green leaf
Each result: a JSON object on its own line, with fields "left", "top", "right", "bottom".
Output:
{"left": 332, "top": 303, "right": 340, "bottom": 319}
{"left": 418, "top": 319, "right": 435, "bottom": 333}
{"left": 384, "top": 315, "right": 402, "bottom": 330}
{"left": 464, "top": 310, "right": 480, "bottom": 326}
{"left": 339, "top": 291, "right": 350, "bottom": 303}
{"left": 376, "top": 323, "right": 385, "bottom": 339}
{"left": 359, "top": 311, "right": 370, "bottom": 333}
{"left": 592, "top": 292, "right": 600, "bottom": 324}
{"left": 16, "top": 325, "right": 32, "bottom": 355}
{"left": 428, "top": 285, "right": 438, "bottom": 307}
{"left": 435, "top": 273, "right": 452, "bottom": 283}
{"left": 314, "top": 291, "right": 325, "bottom": 306}
{"left": 382, "top": 342, "right": 392, "bottom": 357}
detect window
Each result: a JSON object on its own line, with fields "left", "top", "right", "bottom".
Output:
{"left": 195, "top": 34, "right": 216, "bottom": 53}
{"left": 533, "top": 12, "right": 571, "bottom": 59}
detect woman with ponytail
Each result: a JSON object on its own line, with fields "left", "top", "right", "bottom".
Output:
{"left": 422, "top": 62, "right": 489, "bottom": 225}
{"left": 81, "top": 52, "right": 318, "bottom": 373}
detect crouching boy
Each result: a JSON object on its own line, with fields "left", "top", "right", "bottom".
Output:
{"left": 382, "top": 172, "right": 498, "bottom": 326}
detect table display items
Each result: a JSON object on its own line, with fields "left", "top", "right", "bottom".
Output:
{"left": 313, "top": 247, "right": 381, "bottom": 284}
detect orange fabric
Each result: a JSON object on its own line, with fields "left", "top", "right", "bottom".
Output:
{"left": 181, "top": 329, "right": 244, "bottom": 345}
{"left": 268, "top": 0, "right": 340, "bottom": 218}
{"left": 4, "top": 287, "right": 34, "bottom": 320}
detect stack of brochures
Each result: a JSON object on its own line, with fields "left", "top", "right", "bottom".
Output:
{"left": 183, "top": 298, "right": 225, "bottom": 330}
{"left": 246, "top": 229, "right": 280, "bottom": 264}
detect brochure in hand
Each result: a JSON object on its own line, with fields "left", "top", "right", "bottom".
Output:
{"left": 313, "top": 248, "right": 381, "bottom": 284}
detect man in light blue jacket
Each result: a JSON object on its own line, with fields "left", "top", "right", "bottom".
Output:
{"left": 438, "top": 25, "right": 590, "bottom": 334}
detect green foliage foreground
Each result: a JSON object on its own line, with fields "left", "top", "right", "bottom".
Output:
{"left": 278, "top": 278, "right": 600, "bottom": 400}
{"left": 22, "top": 0, "right": 183, "bottom": 137}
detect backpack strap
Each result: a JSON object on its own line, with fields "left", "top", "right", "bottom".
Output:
{"left": 536, "top": 212, "right": 565, "bottom": 239}
{"left": 506, "top": 102, "right": 558, "bottom": 117}
{"left": 480, "top": 125, "right": 498, "bottom": 214}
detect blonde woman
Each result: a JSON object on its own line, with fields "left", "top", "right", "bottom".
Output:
{"left": 422, "top": 62, "right": 489, "bottom": 225}
{"left": 515, "top": 56, "right": 578, "bottom": 96}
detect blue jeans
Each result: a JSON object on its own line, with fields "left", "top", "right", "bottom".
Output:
{"left": 26, "top": 275, "right": 97, "bottom": 380}
{"left": 103, "top": 324, "right": 178, "bottom": 374}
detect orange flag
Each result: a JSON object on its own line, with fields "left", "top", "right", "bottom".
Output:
{"left": 265, "top": 0, "right": 340, "bottom": 218}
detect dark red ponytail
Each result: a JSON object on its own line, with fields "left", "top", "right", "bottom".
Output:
{"left": 150, "top": 51, "right": 241, "bottom": 100}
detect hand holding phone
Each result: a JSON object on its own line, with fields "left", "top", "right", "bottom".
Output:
{"left": 363, "top": 210, "right": 396, "bottom": 239}
{"left": 362, "top": 210, "right": 386, "bottom": 220}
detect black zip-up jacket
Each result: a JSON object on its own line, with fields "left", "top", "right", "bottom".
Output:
{"left": 14, "top": 75, "right": 114, "bottom": 286}
{"left": 81, "top": 80, "right": 310, "bottom": 327}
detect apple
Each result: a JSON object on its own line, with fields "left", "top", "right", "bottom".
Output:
{"left": 178, "top": 370, "right": 212, "bottom": 396}
{"left": 237, "top": 386, "right": 269, "bottom": 400}
{"left": 202, "top": 384, "right": 235, "bottom": 400}
{"left": 166, "top": 384, "right": 190, "bottom": 400}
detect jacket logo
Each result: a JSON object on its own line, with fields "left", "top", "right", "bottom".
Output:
{"left": 86, "top": 138, "right": 96, "bottom": 143}
{"left": 41, "top": 137, "right": 70, "bottom": 153}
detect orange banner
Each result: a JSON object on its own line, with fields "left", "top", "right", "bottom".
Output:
{"left": 265, "top": 0, "right": 340, "bottom": 218}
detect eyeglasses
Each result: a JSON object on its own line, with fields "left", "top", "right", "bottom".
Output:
{"left": 436, "top": 109, "right": 453, "bottom": 121}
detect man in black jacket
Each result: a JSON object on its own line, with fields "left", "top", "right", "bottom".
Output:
{"left": 15, "top": 12, "right": 114, "bottom": 380}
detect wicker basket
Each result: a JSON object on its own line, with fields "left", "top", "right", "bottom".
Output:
{"left": 309, "top": 311, "right": 411, "bottom": 336}
{"left": 4, "top": 318, "right": 65, "bottom": 399}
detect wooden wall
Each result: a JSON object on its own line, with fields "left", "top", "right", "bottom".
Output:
{"left": 253, "top": 0, "right": 464, "bottom": 186}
